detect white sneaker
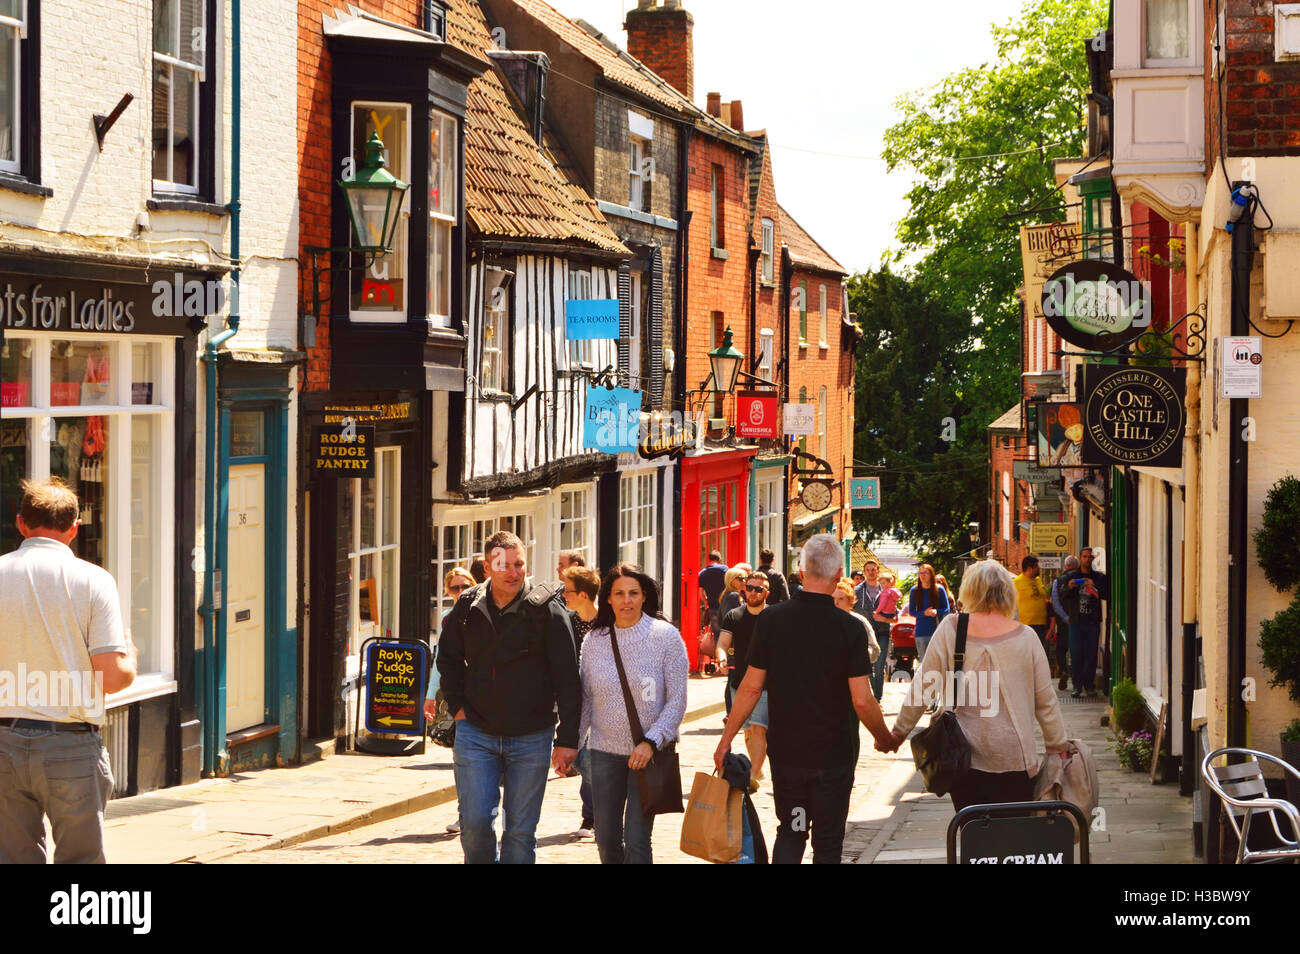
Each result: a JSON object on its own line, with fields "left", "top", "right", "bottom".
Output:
{"left": 446, "top": 818, "right": 461, "bottom": 833}
{"left": 577, "top": 819, "right": 595, "bottom": 840}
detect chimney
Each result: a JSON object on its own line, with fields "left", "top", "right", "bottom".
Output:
{"left": 706, "top": 92, "right": 721, "bottom": 118}
{"left": 727, "top": 99, "right": 743, "bottom": 131}
{"left": 488, "top": 50, "right": 550, "bottom": 142}
{"left": 625, "top": 0, "right": 694, "bottom": 102}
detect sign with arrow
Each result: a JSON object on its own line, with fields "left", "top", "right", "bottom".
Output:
{"left": 364, "top": 640, "right": 427, "bottom": 736}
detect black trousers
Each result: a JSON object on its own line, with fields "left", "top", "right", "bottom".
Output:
{"left": 769, "top": 759, "right": 855, "bottom": 864}
{"left": 949, "top": 769, "right": 1035, "bottom": 813}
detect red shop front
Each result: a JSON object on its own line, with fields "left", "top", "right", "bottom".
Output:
{"left": 679, "top": 448, "right": 755, "bottom": 671}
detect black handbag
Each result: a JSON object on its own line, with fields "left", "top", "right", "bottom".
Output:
{"left": 909, "top": 613, "right": 972, "bottom": 797}
{"left": 608, "top": 629, "right": 684, "bottom": 816}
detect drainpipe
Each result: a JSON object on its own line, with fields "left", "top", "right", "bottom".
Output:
{"left": 198, "top": 0, "right": 241, "bottom": 776}
{"left": 1181, "top": 220, "right": 1200, "bottom": 795}
{"left": 673, "top": 122, "right": 691, "bottom": 630}
{"left": 1227, "top": 185, "right": 1252, "bottom": 751}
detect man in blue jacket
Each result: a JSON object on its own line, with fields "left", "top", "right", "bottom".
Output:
{"left": 437, "top": 530, "right": 580, "bottom": 863}
{"left": 1059, "top": 548, "right": 1109, "bottom": 698}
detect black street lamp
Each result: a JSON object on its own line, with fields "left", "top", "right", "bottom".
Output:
{"left": 707, "top": 327, "right": 744, "bottom": 395}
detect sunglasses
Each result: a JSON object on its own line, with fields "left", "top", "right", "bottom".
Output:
{"left": 744, "top": 585, "right": 768, "bottom": 593}
{"left": 449, "top": 583, "right": 469, "bottom": 594}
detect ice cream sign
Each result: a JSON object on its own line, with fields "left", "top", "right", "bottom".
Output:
{"left": 1041, "top": 260, "right": 1151, "bottom": 351}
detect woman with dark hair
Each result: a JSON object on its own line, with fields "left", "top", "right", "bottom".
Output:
{"left": 579, "top": 563, "right": 688, "bottom": 864}
{"left": 907, "top": 563, "right": 950, "bottom": 664}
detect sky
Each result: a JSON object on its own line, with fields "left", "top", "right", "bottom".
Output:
{"left": 548, "top": 0, "right": 1034, "bottom": 275}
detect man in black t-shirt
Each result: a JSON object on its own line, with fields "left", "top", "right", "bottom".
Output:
{"left": 715, "top": 534, "right": 895, "bottom": 864}
{"left": 718, "top": 572, "right": 771, "bottom": 781}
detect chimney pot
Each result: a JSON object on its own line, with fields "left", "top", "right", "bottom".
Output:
{"left": 707, "top": 92, "right": 721, "bottom": 117}
{"left": 728, "top": 99, "right": 744, "bottom": 130}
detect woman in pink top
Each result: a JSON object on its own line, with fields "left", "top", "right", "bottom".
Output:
{"left": 882, "top": 560, "right": 1068, "bottom": 812}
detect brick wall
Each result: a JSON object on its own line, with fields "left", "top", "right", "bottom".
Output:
{"left": 750, "top": 142, "right": 782, "bottom": 377}
{"left": 624, "top": 3, "right": 694, "bottom": 101}
{"left": 1216, "top": 0, "right": 1300, "bottom": 155}
{"left": 989, "top": 431, "right": 1030, "bottom": 572}
{"left": 298, "top": 1, "right": 423, "bottom": 392}
{"left": 786, "top": 265, "right": 851, "bottom": 538}
{"left": 685, "top": 134, "right": 751, "bottom": 428}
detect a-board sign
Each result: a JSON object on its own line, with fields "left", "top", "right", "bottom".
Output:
{"left": 364, "top": 640, "right": 427, "bottom": 736}
{"left": 959, "top": 813, "right": 1075, "bottom": 864}
{"left": 311, "top": 424, "right": 375, "bottom": 477}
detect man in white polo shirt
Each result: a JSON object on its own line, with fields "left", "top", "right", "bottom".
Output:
{"left": 0, "top": 478, "right": 137, "bottom": 863}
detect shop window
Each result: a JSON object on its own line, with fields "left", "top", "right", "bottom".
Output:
{"left": 755, "top": 475, "right": 782, "bottom": 558}
{"left": 619, "top": 472, "right": 656, "bottom": 571}
{"left": 152, "top": 0, "right": 210, "bottom": 196}
{"left": 428, "top": 108, "right": 457, "bottom": 327}
{"left": 348, "top": 446, "right": 400, "bottom": 656}
{"left": 699, "top": 479, "right": 739, "bottom": 567}
{"left": 350, "top": 102, "right": 410, "bottom": 322}
{"left": 430, "top": 510, "right": 536, "bottom": 635}
{"left": 558, "top": 489, "right": 590, "bottom": 566}
{"left": 1, "top": 334, "right": 175, "bottom": 683}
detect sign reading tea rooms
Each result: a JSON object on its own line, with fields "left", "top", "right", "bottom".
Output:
{"left": 1082, "top": 366, "right": 1185, "bottom": 468}
{"left": 1041, "top": 260, "right": 1152, "bottom": 351}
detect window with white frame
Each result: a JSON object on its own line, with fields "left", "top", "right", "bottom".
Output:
{"left": 629, "top": 135, "right": 652, "bottom": 213}
{"left": 818, "top": 385, "right": 827, "bottom": 461}
{"left": 760, "top": 218, "right": 774, "bottom": 282}
{"left": 758, "top": 329, "right": 774, "bottom": 381}
{"left": 0, "top": 0, "right": 27, "bottom": 175}
{"left": 568, "top": 267, "right": 593, "bottom": 368}
{"left": 755, "top": 474, "right": 782, "bottom": 559}
{"left": 1143, "top": 0, "right": 1193, "bottom": 64}
{"left": 558, "top": 489, "right": 590, "bottom": 565}
{"left": 1001, "top": 471, "right": 1011, "bottom": 542}
{"left": 429, "top": 108, "right": 457, "bottom": 326}
{"left": 628, "top": 271, "right": 643, "bottom": 388}
{"left": 819, "top": 284, "right": 828, "bottom": 346}
{"left": 619, "top": 472, "right": 656, "bottom": 571}
{"left": 1, "top": 334, "right": 177, "bottom": 689}
{"left": 350, "top": 102, "right": 410, "bottom": 322}
{"left": 347, "top": 447, "right": 400, "bottom": 656}
{"left": 480, "top": 267, "right": 511, "bottom": 393}
{"left": 430, "top": 510, "right": 537, "bottom": 631}
{"left": 710, "top": 164, "right": 724, "bottom": 249}
{"left": 798, "top": 385, "right": 808, "bottom": 456}
{"left": 152, "top": 0, "right": 207, "bottom": 193}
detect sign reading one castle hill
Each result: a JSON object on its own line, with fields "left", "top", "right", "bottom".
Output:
{"left": 1082, "top": 366, "right": 1185, "bottom": 468}
{"left": 1041, "top": 260, "right": 1152, "bottom": 351}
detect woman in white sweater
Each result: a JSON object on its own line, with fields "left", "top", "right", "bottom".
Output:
{"left": 579, "top": 563, "right": 688, "bottom": 864}
{"left": 887, "top": 559, "right": 1068, "bottom": 811}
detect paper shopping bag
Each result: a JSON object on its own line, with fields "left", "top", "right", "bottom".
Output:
{"left": 680, "top": 771, "right": 743, "bottom": 863}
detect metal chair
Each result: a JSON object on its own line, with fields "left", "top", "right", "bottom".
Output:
{"left": 1201, "top": 747, "right": 1300, "bottom": 863}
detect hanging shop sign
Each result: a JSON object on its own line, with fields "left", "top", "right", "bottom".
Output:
{"left": 783, "top": 403, "right": 815, "bottom": 437}
{"left": 363, "top": 639, "right": 428, "bottom": 736}
{"left": 1012, "top": 460, "right": 1061, "bottom": 484}
{"left": 311, "top": 424, "right": 375, "bottom": 476}
{"left": 1037, "top": 402, "right": 1083, "bottom": 467}
{"left": 736, "top": 391, "right": 779, "bottom": 439}
{"left": 1020, "top": 223, "right": 1081, "bottom": 322}
{"left": 322, "top": 401, "right": 415, "bottom": 424}
{"left": 1082, "top": 366, "right": 1186, "bottom": 468}
{"left": 1029, "top": 522, "right": 1071, "bottom": 554}
{"left": 582, "top": 386, "right": 641, "bottom": 454}
{"left": 1220, "top": 336, "right": 1262, "bottom": 399}
{"left": 850, "top": 477, "right": 880, "bottom": 509}
{"left": 565, "top": 299, "right": 620, "bottom": 340}
{"left": 1040, "top": 260, "right": 1151, "bottom": 350}
{"left": 638, "top": 413, "right": 696, "bottom": 460}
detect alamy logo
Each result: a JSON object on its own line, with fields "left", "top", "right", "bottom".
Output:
{"left": 50, "top": 885, "right": 151, "bottom": 934}
{"left": 0, "top": 667, "right": 104, "bottom": 718}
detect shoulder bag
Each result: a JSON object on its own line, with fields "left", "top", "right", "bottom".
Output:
{"left": 909, "top": 613, "right": 972, "bottom": 797}
{"left": 609, "top": 628, "right": 684, "bottom": 816}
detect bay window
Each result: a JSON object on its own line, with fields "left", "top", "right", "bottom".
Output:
{"left": 350, "top": 102, "right": 410, "bottom": 322}
{"left": 429, "top": 108, "right": 457, "bottom": 327}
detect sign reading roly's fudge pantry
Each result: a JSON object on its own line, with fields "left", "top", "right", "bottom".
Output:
{"left": 1082, "top": 366, "right": 1186, "bottom": 468}
{"left": 311, "top": 424, "right": 375, "bottom": 477}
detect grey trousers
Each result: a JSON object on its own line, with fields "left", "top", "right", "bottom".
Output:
{"left": 0, "top": 724, "right": 114, "bottom": 864}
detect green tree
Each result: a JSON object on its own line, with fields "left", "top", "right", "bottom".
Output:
{"left": 855, "top": 0, "right": 1106, "bottom": 571}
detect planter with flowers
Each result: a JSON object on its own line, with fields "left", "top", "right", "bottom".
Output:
{"left": 1110, "top": 730, "right": 1154, "bottom": 773}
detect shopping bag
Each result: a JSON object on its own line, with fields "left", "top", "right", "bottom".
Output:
{"left": 680, "top": 771, "right": 742, "bottom": 863}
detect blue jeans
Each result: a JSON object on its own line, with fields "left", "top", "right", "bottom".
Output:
{"left": 1070, "top": 621, "right": 1102, "bottom": 692}
{"left": 589, "top": 748, "right": 654, "bottom": 864}
{"left": 578, "top": 744, "right": 593, "bottom": 821}
{"left": 452, "top": 719, "right": 553, "bottom": 864}
{"left": 914, "top": 634, "right": 932, "bottom": 666}
{"left": 869, "top": 622, "right": 891, "bottom": 699}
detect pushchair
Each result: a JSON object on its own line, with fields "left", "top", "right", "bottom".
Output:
{"left": 887, "top": 618, "right": 917, "bottom": 682}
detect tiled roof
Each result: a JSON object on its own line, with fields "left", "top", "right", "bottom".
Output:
{"left": 503, "top": 0, "right": 745, "bottom": 144}
{"left": 778, "top": 205, "right": 845, "bottom": 276}
{"left": 445, "top": 0, "right": 627, "bottom": 253}
{"left": 988, "top": 403, "right": 1023, "bottom": 432}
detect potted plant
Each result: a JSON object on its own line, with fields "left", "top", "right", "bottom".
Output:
{"left": 1109, "top": 730, "right": 1153, "bottom": 773}
{"left": 1255, "top": 476, "right": 1300, "bottom": 786}
{"left": 1110, "top": 677, "right": 1146, "bottom": 734}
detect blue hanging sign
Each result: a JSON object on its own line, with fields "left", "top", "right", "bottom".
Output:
{"left": 583, "top": 386, "right": 641, "bottom": 453}
{"left": 850, "top": 477, "right": 880, "bottom": 510}
{"left": 566, "top": 299, "right": 620, "bottom": 340}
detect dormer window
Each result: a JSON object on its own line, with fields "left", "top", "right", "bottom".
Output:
{"left": 424, "top": 0, "right": 448, "bottom": 40}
